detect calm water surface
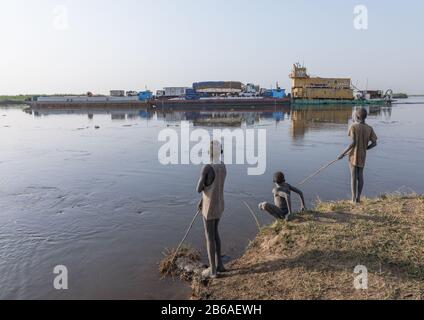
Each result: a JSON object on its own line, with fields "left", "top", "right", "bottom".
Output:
{"left": 1, "top": 98, "right": 423, "bottom": 299}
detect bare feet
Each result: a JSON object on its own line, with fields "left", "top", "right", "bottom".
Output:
{"left": 202, "top": 268, "right": 218, "bottom": 279}
{"left": 217, "top": 266, "right": 227, "bottom": 273}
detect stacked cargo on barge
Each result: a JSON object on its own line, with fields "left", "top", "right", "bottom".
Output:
{"left": 151, "top": 81, "right": 290, "bottom": 108}
{"left": 192, "top": 81, "right": 244, "bottom": 95}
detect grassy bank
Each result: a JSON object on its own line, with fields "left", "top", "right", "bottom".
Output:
{"left": 0, "top": 95, "right": 33, "bottom": 105}
{"left": 193, "top": 194, "right": 424, "bottom": 300}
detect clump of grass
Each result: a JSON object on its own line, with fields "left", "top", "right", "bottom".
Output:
{"left": 159, "top": 245, "right": 201, "bottom": 278}
{"left": 315, "top": 199, "right": 353, "bottom": 213}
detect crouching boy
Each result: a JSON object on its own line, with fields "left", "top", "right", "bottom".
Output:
{"left": 259, "top": 172, "right": 306, "bottom": 221}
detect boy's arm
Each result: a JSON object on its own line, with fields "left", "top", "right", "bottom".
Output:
{"left": 196, "top": 170, "right": 205, "bottom": 210}
{"left": 196, "top": 165, "right": 213, "bottom": 193}
{"left": 278, "top": 191, "right": 292, "bottom": 219}
{"left": 367, "top": 141, "right": 377, "bottom": 151}
{"left": 367, "top": 128, "right": 378, "bottom": 150}
{"left": 196, "top": 165, "right": 213, "bottom": 210}
{"left": 338, "top": 138, "right": 356, "bottom": 160}
{"left": 338, "top": 127, "right": 356, "bottom": 160}
{"left": 290, "top": 185, "right": 306, "bottom": 211}
{"left": 196, "top": 167, "right": 207, "bottom": 193}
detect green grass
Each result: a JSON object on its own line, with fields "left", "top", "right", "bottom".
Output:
{"left": 0, "top": 95, "right": 34, "bottom": 103}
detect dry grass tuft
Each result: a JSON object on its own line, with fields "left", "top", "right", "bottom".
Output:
{"left": 159, "top": 245, "right": 201, "bottom": 279}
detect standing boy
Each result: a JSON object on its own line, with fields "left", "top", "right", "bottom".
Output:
{"left": 338, "top": 108, "right": 378, "bottom": 204}
{"left": 197, "top": 141, "right": 227, "bottom": 279}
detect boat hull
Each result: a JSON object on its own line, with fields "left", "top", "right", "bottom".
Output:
{"left": 28, "top": 101, "right": 149, "bottom": 109}
{"left": 151, "top": 98, "right": 291, "bottom": 109}
{"left": 293, "top": 99, "right": 392, "bottom": 105}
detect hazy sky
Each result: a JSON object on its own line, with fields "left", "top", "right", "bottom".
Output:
{"left": 1, "top": 0, "right": 423, "bottom": 94}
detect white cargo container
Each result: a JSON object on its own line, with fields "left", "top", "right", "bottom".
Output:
{"left": 156, "top": 90, "right": 165, "bottom": 97}
{"left": 126, "top": 91, "right": 139, "bottom": 97}
{"left": 110, "top": 90, "right": 125, "bottom": 97}
{"left": 239, "top": 83, "right": 259, "bottom": 97}
{"left": 163, "top": 87, "right": 189, "bottom": 97}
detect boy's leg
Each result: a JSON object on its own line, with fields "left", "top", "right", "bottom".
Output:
{"left": 214, "top": 219, "right": 225, "bottom": 272}
{"left": 259, "top": 202, "right": 287, "bottom": 219}
{"left": 357, "top": 167, "right": 365, "bottom": 202}
{"left": 350, "top": 164, "right": 358, "bottom": 203}
{"left": 203, "top": 218, "right": 217, "bottom": 277}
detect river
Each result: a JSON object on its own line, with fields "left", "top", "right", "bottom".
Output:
{"left": 0, "top": 98, "right": 423, "bottom": 299}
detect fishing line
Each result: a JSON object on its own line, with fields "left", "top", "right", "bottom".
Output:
{"left": 243, "top": 201, "right": 262, "bottom": 231}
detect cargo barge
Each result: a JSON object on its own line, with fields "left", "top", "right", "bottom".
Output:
{"left": 28, "top": 97, "right": 290, "bottom": 110}
{"left": 26, "top": 67, "right": 394, "bottom": 110}
{"left": 28, "top": 101, "right": 150, "bottom": 109}
{"left": 150, "top": 81, "right": 290, "bottom": 109}
{"left": 27, "top": 92, "right": 152, "bottom": 109}
{"left": 291, "top": 98, "right": 393, "bottom": 105}
{"left": 150, "top": 97, "right": 291, "bottom": 109}
{"left": 27, "top": 95, "right": 390, "bottom": 109}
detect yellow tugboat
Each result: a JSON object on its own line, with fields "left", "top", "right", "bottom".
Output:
{"left": 290, "top": 63, "right": 393, "bottom": 105}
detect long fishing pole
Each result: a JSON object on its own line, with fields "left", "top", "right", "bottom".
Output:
{"left": 297, "top": 158, "right": 340, "bottom": 186}
{"left": 169, "top": 209, "right": 201, "bottom": 268}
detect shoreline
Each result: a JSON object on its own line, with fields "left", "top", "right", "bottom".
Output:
{"left": 0, "top": 100, "right": 30, "bottom": 106}
{"left": 191, "top": 194, "right": 424, "bottom": 300}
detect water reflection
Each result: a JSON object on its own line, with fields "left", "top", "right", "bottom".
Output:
{"left": 27, "top": 108, "right": 155, "bottom": 121}
{"left": 290, "top": 105, "right": 389, "bottom": 139}
{"left": 26, "top": 104, "right": 392, "bottom": 137}
{"left": 4, "top": 102, "right": 423, "bottom": 300}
